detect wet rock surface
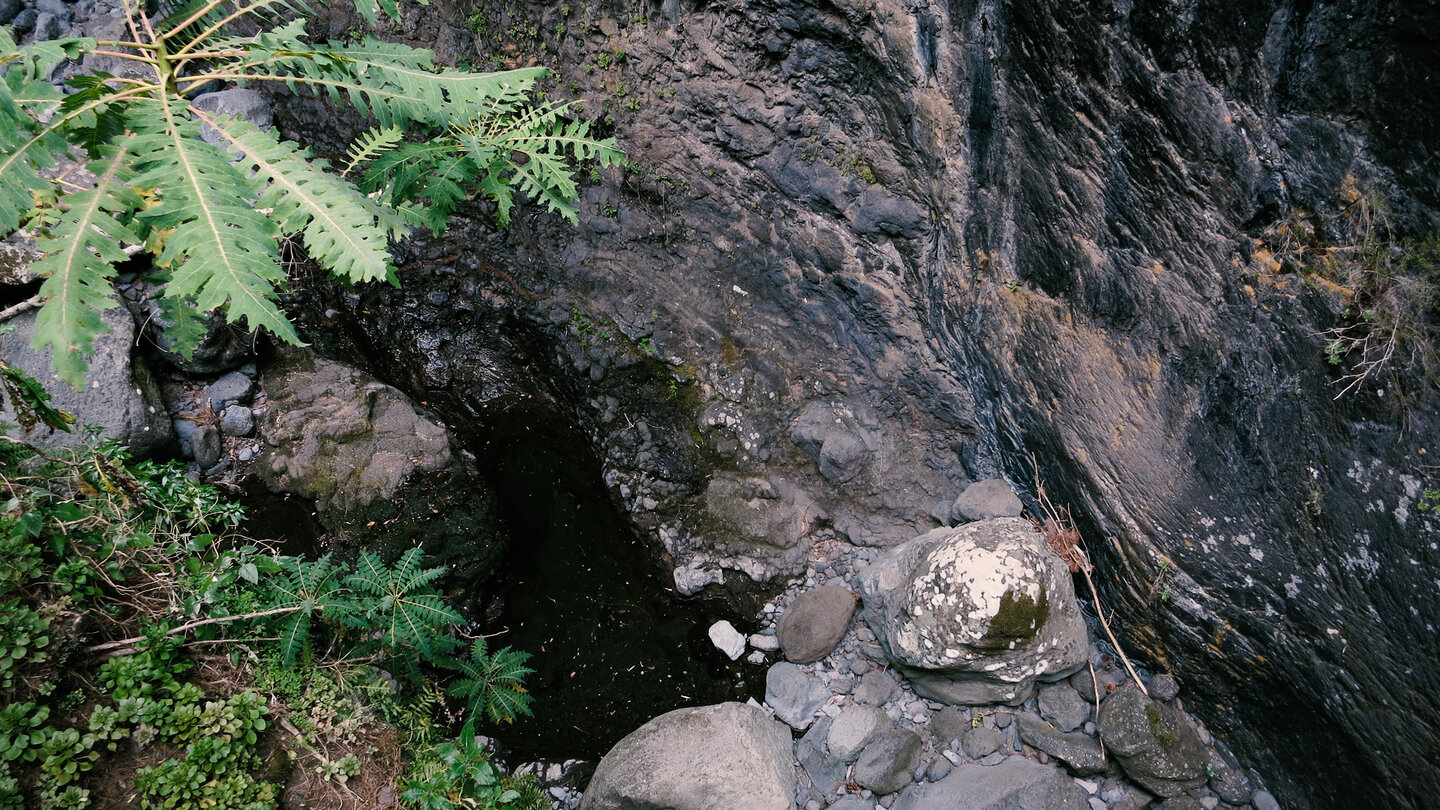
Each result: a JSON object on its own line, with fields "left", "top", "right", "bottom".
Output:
{"left": 257, "top": 0, "right": 1437, "bottom": 806}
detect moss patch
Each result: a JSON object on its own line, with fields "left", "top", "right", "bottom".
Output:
{"left": 1145, "top": 702, "right": 1181, "bottom": 750}
{"left": 978, "top": 586, "right": 1050, "bottom": 651}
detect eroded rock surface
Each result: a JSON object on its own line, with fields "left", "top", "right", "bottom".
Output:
{"left": 857, "top": 518, "right": 1088, "bottom": 704}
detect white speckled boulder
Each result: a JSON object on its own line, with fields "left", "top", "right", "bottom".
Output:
{"left": 857, "top": 518, "right": 1088, "bottom": 704}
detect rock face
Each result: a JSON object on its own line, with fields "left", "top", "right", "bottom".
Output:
{"left": 776, "top": 585, "right": 858, "bottom": 663}
{"left": 857, "top": 519, "right": 1088, "bottom": 704}
{"left": 894, "top": 758, "right": 1089, "bottom": 810}
{"left": 1098, "top": 685, "right": 1210, "bottom": 797}
{"left": 255, "top": 348, "right": 505, "bottom": 582}
{"left": 577, "top": 702, "right": 794, "bottom": 810}
{"left": 0, "top": 308, "right": 172, "bottom": 457}
{"left": 277, "top": 0, "right": 1440, "bottom": 805}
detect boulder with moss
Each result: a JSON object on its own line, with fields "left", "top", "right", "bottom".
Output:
{"left": 857, "top": 518, "right": 1088, "bottom": 704}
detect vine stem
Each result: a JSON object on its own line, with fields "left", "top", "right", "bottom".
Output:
{"left": 84, "top": 604, "right": 306, "bottom": 653}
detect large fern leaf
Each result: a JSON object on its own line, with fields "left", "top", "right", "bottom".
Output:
{"left": 126, "top": 96, "right": 297, "bottom": 348}
{"left": 29, "top": 147, "right": 144, "bottom": 387}
{"left": 262, "top": 554, "right": 342, "bottom": 666}
{"left": 200, "top": 112, "right": 404, "bottom": 283}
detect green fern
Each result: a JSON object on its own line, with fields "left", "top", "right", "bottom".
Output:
{"left": 444, "top": 637, "right": 534, "bottom": 725}
{"left": 260, "top": 554, "right": 342, "bottom": 666}
{"left": 0, "top": 0, "right": 620, "bottom": 388}
{"left": 343, "top": 548, "right": 463, "bottom": 665}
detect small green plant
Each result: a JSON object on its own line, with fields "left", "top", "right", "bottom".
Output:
{"left": 1418, "top": 488, "right": 1440, "bottom": 512}
{"left": 445, "top": 637, "right": 534, "bottom": 725}
{"left": 400, "top": 719, "right": 546, "bottom": 810}
{"left": 465, "top": 9, "right": 489, "bottom": 35}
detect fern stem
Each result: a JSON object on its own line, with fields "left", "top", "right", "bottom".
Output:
{"left": 84, "top": 604, "right": 307, "bottom": 653}
{"left": 169, "top": 0, "right": 298, "bottom": 58}
{"left": 87, "top": 49, "right": 160, "bottom": 65}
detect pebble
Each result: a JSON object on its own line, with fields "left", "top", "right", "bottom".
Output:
{"left": 708, "top": 620, "right": 745, "bottom": 660}
{"left": 750, "top": 633, "right": 781, "bottom": 651}
{"left": 1252, "top": 790, "right": 1281, "bottom": 810}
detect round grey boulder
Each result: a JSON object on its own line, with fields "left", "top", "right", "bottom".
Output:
{"left": 1097, "top": 684, "right": 1209, "bottom": 797}
{"left": 777, "top": 585, "right": 858, "bottom": 663}
{"left": 578, "top": 702, "right": 795, "bottom": 810}
{"left": 857, "top": 518, "right": 1088, "bottom": 705}
{"left": 952, "top": 479, "right": 1024, "bottom": 521}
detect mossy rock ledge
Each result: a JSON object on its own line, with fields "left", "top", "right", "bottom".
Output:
{"left": 857, "top": 517, "right": 1088, "bottom": 705}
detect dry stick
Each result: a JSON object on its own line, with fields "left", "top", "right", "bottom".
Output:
{"left": 85, "top": 604, "right": 305, "bottom": 653}
{"left": 0, "top": 296, "right": 41, "bottom": 324}
{"left": 1074, "top": 548, "right": 1148, "bottom": 698}
{"left": 1088, "top": 660, "right": 1106, "bottom": 761}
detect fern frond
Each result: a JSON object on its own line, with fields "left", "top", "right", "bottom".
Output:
{"left": 127, "top": 96, "right": 297, "bottom": 348}
{"left": 29, "top": 146, "right": 144, "bottom": 388}
{"left": 263, "top": 554, "right": 342, "bottom": 666}
{"left": 345, "top": 549, "right": 463, "bottom": 664}
{"left": 342, "top": 125, "right": 404, "bottom": 176}
{"left": 200, "top": 111, "right": 404, "bottom": 283}
{"left": 445, "top": 637, "right": 534, "bottom": 724}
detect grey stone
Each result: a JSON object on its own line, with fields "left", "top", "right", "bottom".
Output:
{"left": 1206, "top": 748, "right": 1251, "bottom": 805}
{"left": 777, "top": 585, "right": 857, "bottom": 663}
{"left": 829, "top": 799, "right": 874, "bottom": 810}
{"left": 1037, "top": 682, "right": 1091, "bottom": 732}
{"left": 708, "top": 620, "right": 745, "bottom": 660}
{"left": 853, "top": 727, "right": 922, "bottom": 795}
{"left": 1097, "top": 685, "right": 1209, "bottom": 797}
{"left": 1149, "top": 674, "right": 1181, "bottom": 702}
{"left": 0, "top": 308, "right": 172, "bottom": 457}
{"left": 894, "top": 758, "right": 1089, "bottom": 810}
{"left": 0, "top": 0, "right": 21, "bottom": 26}
{"left": 1015, "top": 714, "right": 1106, "bottom": 776}
{"left": 992, "top": 711, "right": 1014, "bottom": 728}
{"left": 826, "top": 704, "right": 888, "bottom": 762}
{"left": 951, "top": 479, "right": 1023, "bottom": 521}
{"left": 1156, "top": 797, "right": 1204, "bottom": 810}
{"left": 750, "top": 633, "right": 781, "bottom": 652}
{"left": 204, "top": 371, "right": 256, "bottom": 410}
{"left": 577, "top": 702, "right": 793, "bottom": 810}
{"left": 219, "top": 405, "right": 254, "bottom": 437}
{"left": 857, "top": 519, "right": 1088, "bottom": 705}
{"left": 174, "top": 420, "right": 222, "bottom": 468}
{"left": 764, "top": 662, "right": 829, "bottom": 730}
{"left": 961, "top": 726, "right": 1004, "bottom": 759}
{"left": 190, "top": 89, "right": 273, "bottom": 149}
{"left": 930, "top": 706, "right": 969, "bottom": 742}
{"left": 797, "top": 716, "right": 846, "bottom": 798}
{"left": 926, "top": 756, "right": 952, "bottom": 782}
{"left": 854, "top": 670, "right": 900, "bottom": 706}
{"left": 790, "top": 400, "right": 878, "bottom": 483}
{"left": 32, "top": 11, "right": 61, "bottom": 40}
{"left": 1252, "top": 790, "right": 1281, "bottom": 810}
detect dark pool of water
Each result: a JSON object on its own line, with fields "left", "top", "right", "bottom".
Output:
{"left": 476, "top": 421, "right": 766, "bottom": 762}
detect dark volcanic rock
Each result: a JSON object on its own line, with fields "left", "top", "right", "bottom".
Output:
{"left": 273, "top": 1, "right": 1440, "bottom": 806}
{"left": 1098, "top": 685, "right": 1210, "bottom": 797}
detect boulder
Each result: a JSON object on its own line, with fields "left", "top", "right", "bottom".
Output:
{"left": 1016, "top": 713, "right": 1106, "bottom": 776}
{"left": 202, "top": 371, "right": 256, "bottom": 411}
{"left": 0, "top": 308, "right": 172, "bottom": 457}
{"left": 1038, "top": 682, "right": 1092, "bottom": 732}
{"left": 578, "top": 702, "right": 794, "bottom": 810}
{"left": 826, "top": 704, "right": 889, "bottom": 762}
{"left": 853, "top": 727, "right": 922, "bottom": 795}
{"left": 790, "top": 400, "right": 878, "bottom": 483}
{"left": 853, "top": 669, "right": 901, "bottom": 706}
{"left": 952, "top": 479, "right": 1024, "bottom": 521}
{"left": 857, "top": 518, "right": 1088, "bottom": 704}
{"left": 797, "top": 716, "right": 846, "bottom": 798}
{"left": 777, "top": 585, "right": 858, "bottom": 663}
{"left": 961, "top": 726, "right": 1005, "bottom": 759}
{"left": 1097, "top": 685, "right": 1209, "bottom": 797}
{"left": 764, "top": 661, "right": 829, "bottom": 730}
{"left": 894, "top": 758, "right": 1090, "bottom": 810}
{"left": 256, "top": 348, "right": 506, "bottom": 579}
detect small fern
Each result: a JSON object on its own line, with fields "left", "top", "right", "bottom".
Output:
{"left": 343, "top": 548, "right": 464, "bottom": 667}
{"left": 445, "top": 637, "right": 534, "bottom": 725}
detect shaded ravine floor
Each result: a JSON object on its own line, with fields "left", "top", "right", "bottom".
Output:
{"left": 475, "top": 419, "right": 766, "bottom": 762}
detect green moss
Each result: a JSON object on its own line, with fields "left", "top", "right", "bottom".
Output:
{"left": 978, "top": 587, "right": 1049, "bottom": 651}
{"left": 1145, "top": 702, "right": 1180, "bottom": 750}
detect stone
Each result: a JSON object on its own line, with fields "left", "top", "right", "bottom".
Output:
{"left": 174, "top": 420, "right": 222, "bottom": 468}
{"left": 1156, "top": 797, "right": 1204, "bottom": 810}
{"left": 0, "top": 308, "right": 172, "bottom": 457}
{"left": 894, "top": 758, "right": 1089, "bottom": 810}
{"left": 961, "top": 726, "right": 1004, "bottom": 759}
{"left": 1206, "top": 748, "right": 1252, "bottom": 805}
{"left": 1015, "top": 714, "right": 1106, "bottom": 776}
{"left": 854, "top": 670, "right": 900, "bottom": 706}
{"left": 219, "top": 405, "right": 255, "bottom": 437}
{"left": 0, "top": 0, "right": 22, "bottom": 26}
{"left": 951, "top": 479, "right": 1023, "bottom": 521}
{"left": 1097, "top": 685, "right": 1209, "bottom": 797}
{"left": 797, "top": 716, "right": 846, "bottom": 798}
{"left": 930, "top": 706, "right": 969, "bottom": 742}
{"left": 203, "top": 371, "right": 256, "bottom": 411}
{"left": 829, "top": 799, "right": 874, "bottom": 810}
{"left": 853, "top": 727, "right": 922, "bottom": 795}
{"left": 777, "top": 585, "right": 858, "bottom": 663}
{"left": 856, "top": 519, "right": 1088, "bottom": 705}
{"left": 708, "top": 620, "right": 745, "bottom": 660}
{"left": 826, "top": 704, "right": 888, "bottom": 762}
{"left": 190, "top": 89, "right": 273, "bottom": 149}
{"left": 764, "top": 662, "right": 829, "bottom": 730}
{"left": 790, "top": 400, "right": 878, "bottom": 483}
{"left": 1037, "top": 682, "right": 1091, "bottom": 732}
{"left": 926, "top": 756, "right": 952, "bottom": 782}
{"left": 750, "top": 633, "right": 781, "bottom": 652}
{"left": 577, "top": 702, "right": 793, "bottom": 810}
{"left": 1148, "top": 674, "right": 1181, "bottom": 702}
{"left": 32, "top": 11, "right": 61, "bottom": 40}
{"left": 1252, "top": 790, "right": 1281, "bottom": 810}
